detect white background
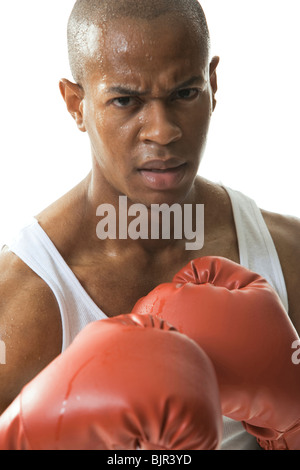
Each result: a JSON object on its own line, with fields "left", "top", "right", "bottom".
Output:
{"left": 0, "top": 0, "right": 299, "bottom": 247}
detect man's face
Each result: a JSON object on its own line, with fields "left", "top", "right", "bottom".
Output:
{"left": 80, "top": 15, "right": 217, "bottom": 206}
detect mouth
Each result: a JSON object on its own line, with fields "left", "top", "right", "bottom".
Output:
{"left": 137, "top": 160, "right": 187, "bottom": 190}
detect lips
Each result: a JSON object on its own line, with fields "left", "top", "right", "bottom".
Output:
{"left": 138, "top": 158, "right": 186, "bottom": 172}
{"left": 138, "top": 159, "right": 187, "bottom": 190}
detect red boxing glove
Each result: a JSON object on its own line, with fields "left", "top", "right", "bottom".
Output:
{"left": 0, "top": 313, "right": 222, "bottom": 450}
{"left": 133, "top": 256, "right": 300, "bottom": 450}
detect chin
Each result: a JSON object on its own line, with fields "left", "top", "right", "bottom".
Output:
{"left": 131, "top": 187, "right": 195, "bottom": 209}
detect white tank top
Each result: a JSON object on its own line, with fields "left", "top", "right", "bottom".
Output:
{"left": 6, "top": 186, "right": 289, "bottom": 450}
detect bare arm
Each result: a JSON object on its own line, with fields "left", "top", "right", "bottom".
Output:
{"left": 0, "top": 250, "right": 62, "bottom": 414}
{"left": 262, "top": 210, "right": 300, "bottom": 335}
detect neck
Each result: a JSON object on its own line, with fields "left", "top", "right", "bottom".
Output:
{"left": 83, "top": 170, "right": 204, "bottom": 255}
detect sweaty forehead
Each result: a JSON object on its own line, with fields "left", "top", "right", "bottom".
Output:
{"left": 106, "top": 15, "right": 203, "bottom": 55}
{"left": 68, "top": 0, "right": 210, "bottom": 86}
{"left": 82, "top": 14, "right": 208, "bottom": 87}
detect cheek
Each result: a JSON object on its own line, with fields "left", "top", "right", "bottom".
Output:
{"left": 86, "top": 105, "right": 135, "bottom": 154}
{"left": 84, "top": 107, "right": 115, "bottom": 159}
{"left": 86, "top": 113, "right": 137, "bottom": 179}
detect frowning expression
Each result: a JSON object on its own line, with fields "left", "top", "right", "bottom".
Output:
{"left": 75, "top": 14, "right": 218, "bottom": 206}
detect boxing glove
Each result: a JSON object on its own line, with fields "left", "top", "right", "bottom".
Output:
{"left": 0, "top": 313, "right": 222, "bottom": 450}
{"left": 132, "top": 256, "right": 300, "bottom": 450}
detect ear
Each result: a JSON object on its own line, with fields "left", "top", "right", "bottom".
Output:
{"left": 59, "top": 79, "right": 86, "bottom": 132}
{"left": 209, "top": 56, "right": 220, "bottom": 112}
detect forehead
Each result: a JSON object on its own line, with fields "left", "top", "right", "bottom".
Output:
{"left": 83, "top": 14, "right": 209, "bottom": 91}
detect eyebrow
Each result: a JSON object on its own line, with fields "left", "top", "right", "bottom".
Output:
{"left": 105, "top": 75, "right": 205, "bottom": 96}
{"left": 106, "top": 86, "right": 148, "bottom": 96}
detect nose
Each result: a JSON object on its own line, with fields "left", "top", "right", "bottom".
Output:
{"left": 139, "top": 100, "right": 182, "bottom": 146}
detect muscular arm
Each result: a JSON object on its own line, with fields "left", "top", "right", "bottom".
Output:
{"left": 262, "top": 210, "right": 300, "bottom": 335}
{"left": 0, "top": 250, "right": 62, "bottom": 414}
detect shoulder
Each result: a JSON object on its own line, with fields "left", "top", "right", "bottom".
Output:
{"left": 0, "top": 248, "right": 61, "bottom": 316}
{"left": 261, "top": 209, "right": 300, "bottom": 334}
{"left": 261, "top": 209, "right": 300, "bottom": 269}
{"left": 0, "top": 249, "right": 62, "bottom": 413}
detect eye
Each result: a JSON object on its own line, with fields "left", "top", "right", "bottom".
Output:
{"left": 174, "top": 88, "right": 200, "bottom": 101}
{"left": 112, "top": 96, "right": 136, "bottom": 108}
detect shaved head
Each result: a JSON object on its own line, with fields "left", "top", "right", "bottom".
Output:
{"left": 67, "top": 0, "right": 211, "bottom": 85}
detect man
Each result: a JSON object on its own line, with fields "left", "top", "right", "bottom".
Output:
{"left": 0, "top": 0, "right": 299, "bottom": 450}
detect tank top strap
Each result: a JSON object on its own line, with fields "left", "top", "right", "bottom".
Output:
{"left": 224, "top": 186, "right": 289, "bottom": 312}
